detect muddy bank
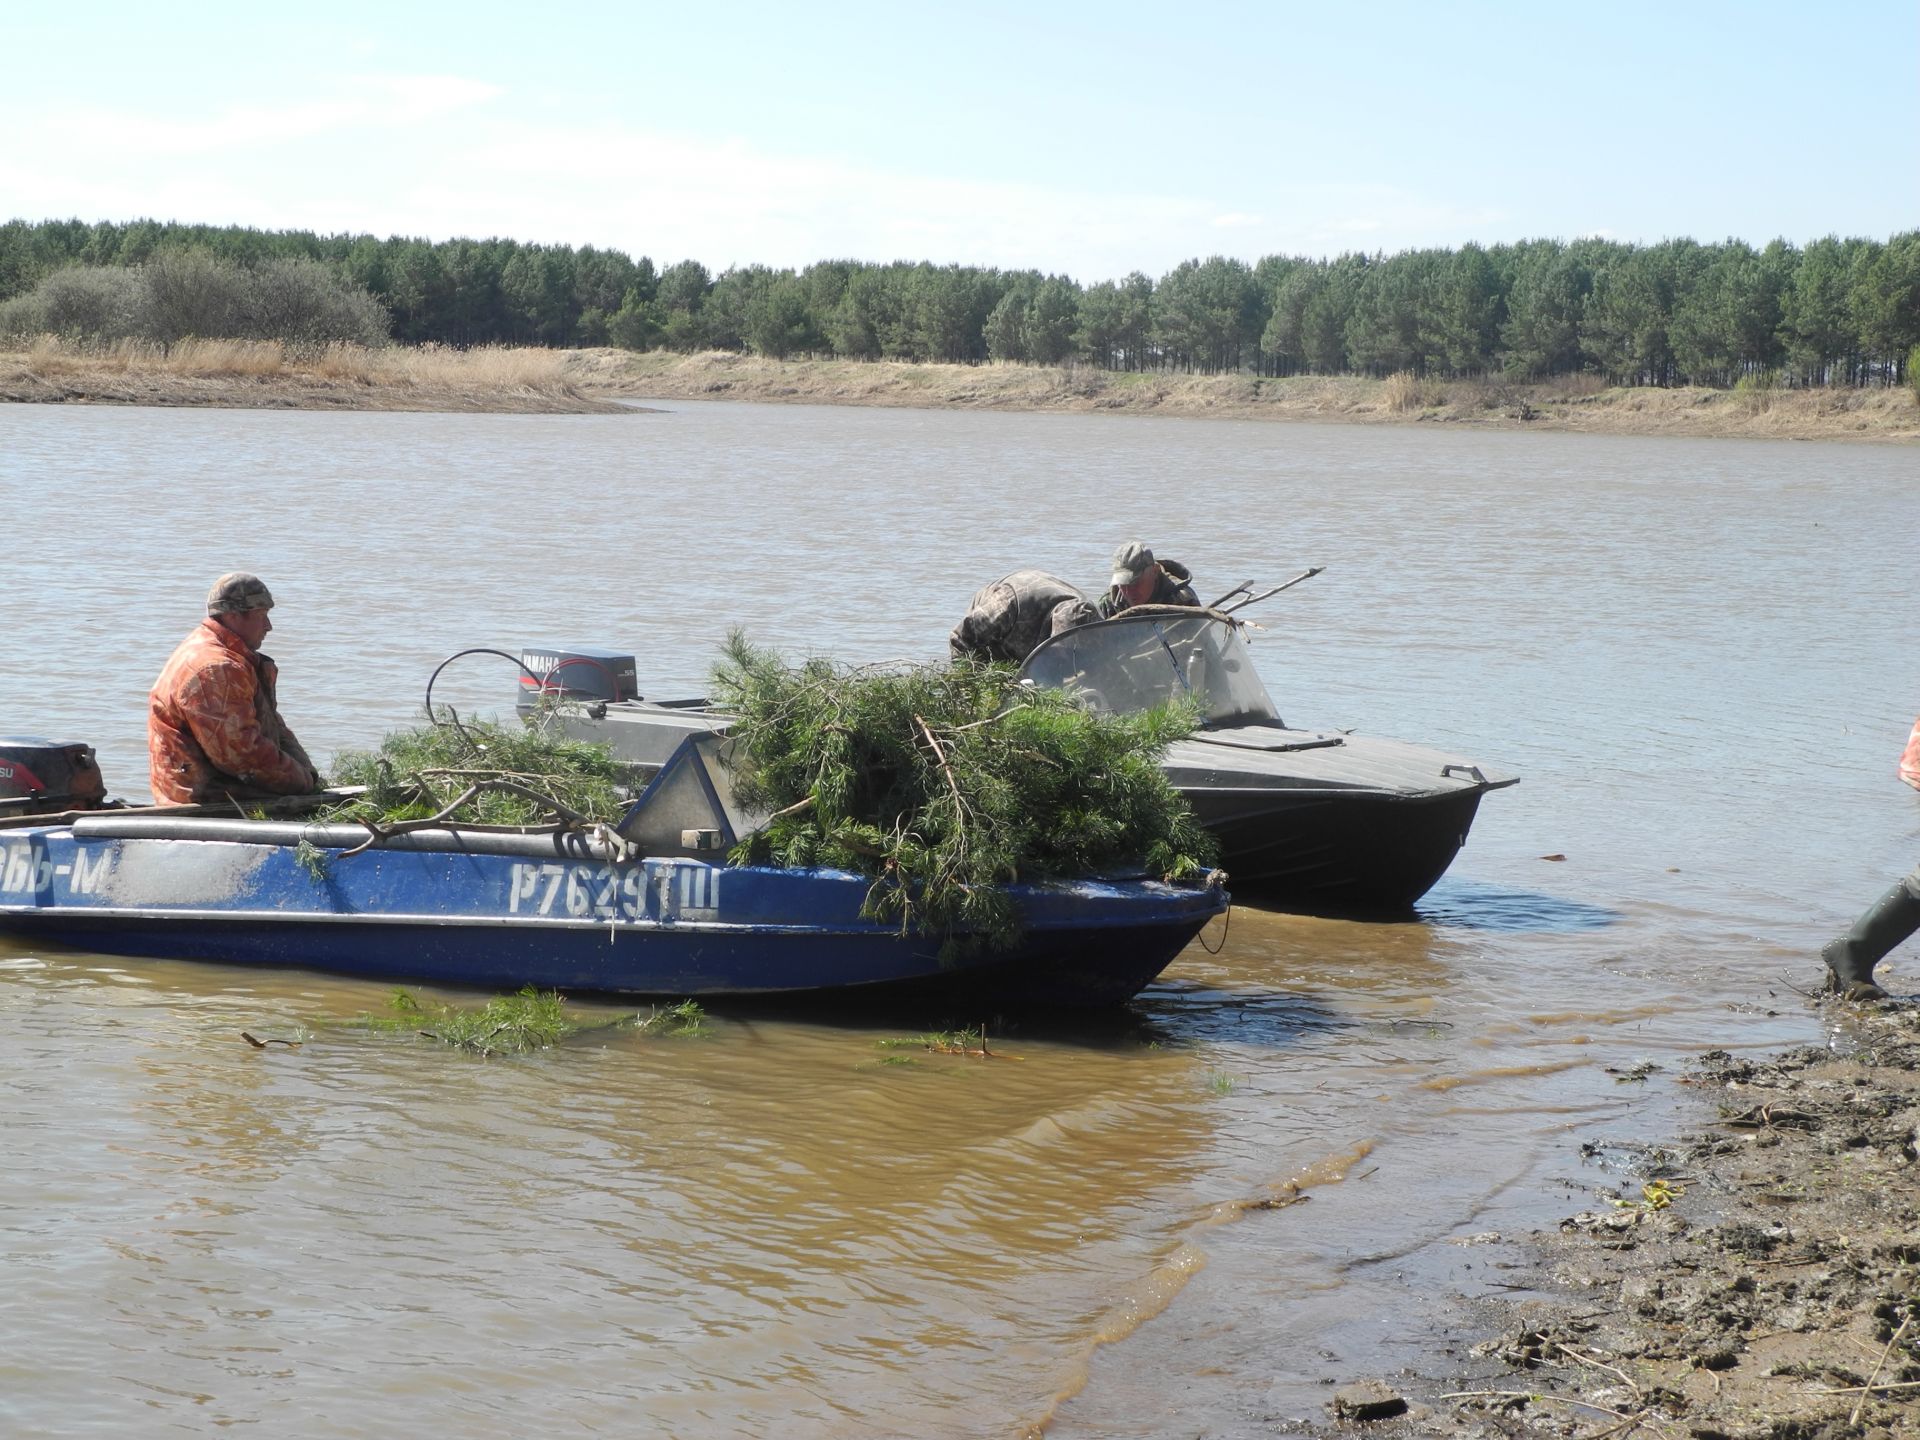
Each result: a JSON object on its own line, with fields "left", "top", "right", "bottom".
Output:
{"left": 0, "top": 340, "right": 626, "bottom": 414}
{"left": 1347, "top": 997, "right": 1920, "bottom": 1440}
{"left": 572, "top": 350, "right": 1920, "bottom": 444}
{"left": 6, "top": 341, "right": 1916, "bottom": 440}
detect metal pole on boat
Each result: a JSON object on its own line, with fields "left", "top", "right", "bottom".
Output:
{"left": 1212, "top": 566, "right": 1323, "bottom": 614}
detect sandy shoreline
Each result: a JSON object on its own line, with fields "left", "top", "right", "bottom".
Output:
{"left": 0, "top": 338, "right": 629, "bottom": 415}
{"left": 4, "top": 342, "right": 1916, "bottom": 442}
{"left": 577, "top": 350, "right": 1920, "bottom": 444}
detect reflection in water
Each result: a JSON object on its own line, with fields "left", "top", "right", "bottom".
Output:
{"left": 1416, "top": 877, "right": 1622, "bottom": 932}
{"left": 1, "top": 402, "right": 1913, "bottom": 1436}
{"left": 1, "top": 944, "right": 1232, "bottom": 1436}
{"left": 1139, "top": 978, "right": 1349, "bottom": 1048}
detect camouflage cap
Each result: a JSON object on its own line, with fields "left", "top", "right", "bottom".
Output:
{"left": 206, "top": 572, "right": 275, "bottom": 616}
{"left": 1110, "top": 540, "right": 1156, "bottom": 587}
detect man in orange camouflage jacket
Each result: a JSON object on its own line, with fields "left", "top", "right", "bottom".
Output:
{"left": 148, "top": 572, "right": 319, "bottom": 805}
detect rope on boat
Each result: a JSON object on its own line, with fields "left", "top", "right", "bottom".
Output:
{"left": 421, "top": 646, "right": 571, "bottom": 737}
{"left": 1197, "top": 868, "right": 1232, "bottom": 955}
{"left": 338, "top": 776, "right": 607, "bottom": 858}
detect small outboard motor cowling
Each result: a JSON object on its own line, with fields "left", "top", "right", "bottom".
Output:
{"left": 0, "top": 738, "right": 109, "bottom": 814}
{"left": 515, "top": 644, "right": 639, "bottom": 716}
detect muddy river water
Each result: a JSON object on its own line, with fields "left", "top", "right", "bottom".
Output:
{"left": 1, "top": 399, "right": 1914, "bottom": 1436}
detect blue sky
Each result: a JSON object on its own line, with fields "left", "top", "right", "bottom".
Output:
{"left": 7, "top": 1, "right": 1915, "bottom": 280}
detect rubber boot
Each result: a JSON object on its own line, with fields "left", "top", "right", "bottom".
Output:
{"left": 1820, "top": 870, "right": 1920, "bottom": 1001}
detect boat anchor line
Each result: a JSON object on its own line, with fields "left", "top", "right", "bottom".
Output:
{"left": 0, "top": 843, "right": 112, "bottom": 895}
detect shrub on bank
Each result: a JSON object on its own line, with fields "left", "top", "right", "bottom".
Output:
{"left": 9, "top": 266, "right": 146, "bottom": 339}
{"left": 1383, "top": 370, "right": 1446, "bottom": 412}
{"left": 0, "top": 252, "right": 388, "bottom": 353}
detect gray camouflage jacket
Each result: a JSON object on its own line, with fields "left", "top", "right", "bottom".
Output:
{"left": 949, "top": 570, "right": 1098, "bottom": 665}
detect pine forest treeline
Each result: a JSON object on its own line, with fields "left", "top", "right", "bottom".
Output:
{"left": 2, "top": 218, "right": 1916, "bottom": 388}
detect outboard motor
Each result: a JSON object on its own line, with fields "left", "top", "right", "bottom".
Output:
{"left": 0, "top": 738, "right": 109, "bottom": 815}
{"left": 514, "top": 644, "right": 639, "bottom": 718}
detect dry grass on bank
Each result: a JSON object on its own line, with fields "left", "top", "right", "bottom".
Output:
{"left": 5, "top": 337, "right": 1916, "bottom": 439}
{"left": 564, "top": 349, "right": 1920, "bottom": 442}
{"left": 1, "top": 335, "right": 619, "bottom": 413}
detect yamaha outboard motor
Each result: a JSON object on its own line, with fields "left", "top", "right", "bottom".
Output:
{"left": 514, "top": 644, "right": 639, "bottom": 718}
{"left": 0, "top": 738, "right": 109, "bottom": 815}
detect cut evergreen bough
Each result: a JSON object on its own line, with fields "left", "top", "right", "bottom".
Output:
{"left": 711, "top": 630, "right": 1218, "bottom": 952}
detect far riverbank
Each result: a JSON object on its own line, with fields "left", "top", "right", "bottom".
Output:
{"left": 575, "top": 350, "right": 1920, "bottom": 443}
{"left": 5, "top": 338, "right": 1916, "bottom": 442}
{"left": 0, "top": 337, "right": 627, "bottom": 415}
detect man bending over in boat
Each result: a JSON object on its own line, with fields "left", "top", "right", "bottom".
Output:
{"left": 1099, "top": 540, "right": 1200, "bottom": 617}
{"left": 148, "top": 572, "right": 320, "bottom": 806}
{"left": 950, "top": 569, "right": 1098, "bottom": 665}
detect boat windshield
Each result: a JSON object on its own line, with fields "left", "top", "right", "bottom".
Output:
{"left": 1017, "top": 612, "right": 1282, "bottom": 727}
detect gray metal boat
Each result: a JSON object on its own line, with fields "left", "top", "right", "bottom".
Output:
{"left": 512, "top": 612, "right": 1515, "bottom": 912}
{"left": 1016, "top": 609, "right": 1515, "bottom": 909}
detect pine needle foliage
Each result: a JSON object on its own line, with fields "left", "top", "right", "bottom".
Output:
{"left": 323, "top": 715, "right": 628, "bottom": 828}
{"left": 349, "top": 988, "right": 709, "bottom": 1055}
{"left": 711, "top": 631, "right": 1216, "bottom": 950}
{"left": 356, "top": 987, "right": 579, "bottom": 1055}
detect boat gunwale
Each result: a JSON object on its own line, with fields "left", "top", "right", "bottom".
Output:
{"left": 0, "top": 897, "right": 1223, "bottom": 932}
{"left": 6, "top": 824, "right": 1227, "bottom": 915}
{"left": 1161, "top": 778, "right": 1518, "bottom": 801}
{"left": 67, "top": 815, "right": 635, "bottom": 859}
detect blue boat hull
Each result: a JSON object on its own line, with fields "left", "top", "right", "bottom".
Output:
{"left": 0, "top": 820, "right": 1225, "bottom": 1009}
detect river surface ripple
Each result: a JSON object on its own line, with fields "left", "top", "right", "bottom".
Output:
{"left": 0, "top": 400, "right": 1913, "bottom": 1436}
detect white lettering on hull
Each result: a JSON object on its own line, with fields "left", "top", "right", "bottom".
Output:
{"left": 70, "top": 848, "right": 112, "bottom": 894}
{"left": 0, "top": 843, "right": 115, "bottom": 896}
{"left": 504, "top": 862, "right": 718, "bottom": 922}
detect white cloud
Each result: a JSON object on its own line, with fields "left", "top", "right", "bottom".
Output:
{"left": 2, "top": 79, "right": 1517, "bottom": 276}
{"left": 12, "top": 75, "right": 503, "bottom": 159}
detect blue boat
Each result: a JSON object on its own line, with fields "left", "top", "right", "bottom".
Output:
{"left": 0, "top": 735, "right": 1226, "bottom": 1008}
